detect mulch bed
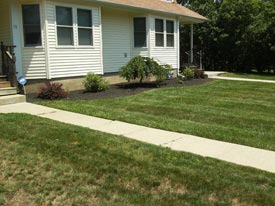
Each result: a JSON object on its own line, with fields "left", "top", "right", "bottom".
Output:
{"left": 27, "top": 78, "right": 212, "bottom": 102}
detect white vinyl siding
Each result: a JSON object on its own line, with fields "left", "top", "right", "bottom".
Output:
{"left": 9, "top": 1, "right": 180, "bottom": 79}
{"left": 149, "top": 16, "right": 178, "bottom": 68}
{"left": 0, "top": 0, "right": 12, "bottom": 74}
{"left": 46, "top": 1, "right": 102, "bottom": 78}
{"left": 22, "top": 49, "right": 47, "bottom": 79}
{"left": 102, "top": 9, "right": 131, "bottom": 73}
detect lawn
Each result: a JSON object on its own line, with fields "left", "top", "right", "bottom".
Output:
{"left": 1, "top": 114, "right": 275, "bottom": 206}
{"left": 40, "top": 80, "right": 275, "bottom": 151}
{"left": 221, "top": 72, "right": 275, "bottom": 80}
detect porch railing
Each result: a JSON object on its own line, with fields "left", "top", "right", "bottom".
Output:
{"left": 1, "top": 42, "right": 17, "bottom": 87}
{"left": 183, "top": 49, "right": 203, "bottom": 70}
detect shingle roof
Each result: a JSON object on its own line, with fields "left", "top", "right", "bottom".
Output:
{"left": 98, "top": 0, "right": 207, "bottom": 22}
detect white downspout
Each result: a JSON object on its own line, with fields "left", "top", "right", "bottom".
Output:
{"left": 177, "top": 17, "right": 180, "bottom": 75}
{"left": 99, "top": 6, "right": 104, "bottom": 75}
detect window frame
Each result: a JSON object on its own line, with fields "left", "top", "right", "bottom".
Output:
{"left": 54, "top": 4, "right": 95, "bottom": 48}
{"left": 77, "top": 8, "right": 94, "bottom": 47}
{"left": 154, "top": 17, "right": 176, "bottom": 48}
{"left": 55, "top": 6, "right": 74, "bottom": 47}
{"left": 166, "top": 20, "right": 175, "bottom": 47}
{"left": 133, "top": 17, "right": 147, "bottom": 48}
{"left": 155, "top": 18, "right": 165, "bottom": 47}
{"left": 21, "top": 3, "right": 43, "bottom": 48}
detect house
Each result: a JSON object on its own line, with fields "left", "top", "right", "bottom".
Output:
{"left": 0, "top": 0, "right": 206, "bottom": 93}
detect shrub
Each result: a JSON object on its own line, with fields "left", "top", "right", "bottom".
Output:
{"left": 183, "top": 67, "right": 195, "bottom": 80}
{"left": 177, "top": 74, "right": 185, "bottom": 84}
{"left": 38, "top": 82, "right": 68, "bottom": 100}
{"left": 83, "top": 73, "right": 109, "bottom": 93}
{"left": 193, "top": 68, "right": 207, "bottom": 79}
{"left": 119, "top": 56, "right": 167, "bottom": 83}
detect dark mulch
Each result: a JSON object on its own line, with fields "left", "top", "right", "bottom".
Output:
{"left": 27, "top": 78, "right": 212, "bottom": 102}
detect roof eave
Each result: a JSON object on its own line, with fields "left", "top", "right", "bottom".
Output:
{"left": 90, "top": 0, "right": 207, "bottom": 24}
{"left": 179, "top": 15, "right": 208, "bottom": 24}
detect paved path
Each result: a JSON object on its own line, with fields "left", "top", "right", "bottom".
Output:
{"left": 1, "top": 102, "right": 275, "bottom": 173}
{"left": 206, "top": 71, "right": 275, "bottom": 83}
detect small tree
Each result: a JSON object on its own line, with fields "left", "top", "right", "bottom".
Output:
{"left": 119, "top": 56, "right": 167, "bottom": 83}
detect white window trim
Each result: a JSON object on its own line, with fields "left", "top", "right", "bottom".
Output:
{"left": 155, "top": 18, "right": 165, "bottom": 48}
{"left": 76, "top": 8, "right": 94, "bottom": 47}
{"left": 166, "top": 20, "right": 175, "bottom": 48}
{"left": 133, "top": 16, "right": 148, "bottom": 49}
{"left": 154, "top": 17, "right": 176, "bottom": 48}
{"left": 54, "top": 4, "right": 95, "bottom": 49}
{"left": 20, "top": 2, "right": 44, "bottom": 49}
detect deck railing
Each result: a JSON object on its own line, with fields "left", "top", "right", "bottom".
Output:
{"left": 182, "top": 49, "right": 203, "bottom": 70}
{"left": 1, "top": 42, "right": 17, "bottom": 87}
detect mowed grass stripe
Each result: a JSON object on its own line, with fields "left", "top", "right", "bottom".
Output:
{"left": 40, "top": 80, "right": 275, "bottom": 151}
{"left": 1, "top": 114, "right": 275, "bottom": 205}
{"left": 221, "top": 72, "right": 275, "bottom": 81}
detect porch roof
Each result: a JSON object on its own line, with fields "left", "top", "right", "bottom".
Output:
{"left": 95, "top": 0, "right": 207, "bottom": 23}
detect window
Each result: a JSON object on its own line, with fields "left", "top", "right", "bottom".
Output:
{"left": 22, "top": 4, "right": 42, "bottom": 47}
{"left": 134, "top": 17, "right": 147, "bottom": 47}
{"left": 77, "top": 9, "right": 93, "bottom": 46}
{"left": 166, "top": 20, "right": 174, "bottom": 47}
{"left": 56, "top": 6, "right": 73, "bottom": 45}
{"left": 155, "top": 19, "right": 164, "bottom": 47}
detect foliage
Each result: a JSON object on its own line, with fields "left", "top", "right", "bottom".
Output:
{"left": 178, "top": 0, "right": 275, "bottom": 73}
{"left": 183, "top": 67, "right": 195, "bottom": 80}
{"left": 193, "top": 68, "right": 207, "bottom": 79}
{"left": 119, "top": 56, "right": 167, "bottom": 83}
{"left": 38, "top": 82, "right": 68, "bottom": 100}
{"left": 83, "top": 73, "right": 109, "bottom": 93}
{"left": 177, "top": 74, "right": 185, "bottom": 84}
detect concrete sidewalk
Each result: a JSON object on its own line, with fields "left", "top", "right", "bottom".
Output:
{"left": 1, "top": 102, "right": 275, "bottom": 173}
{"left": 206, "top": 71, "right": 275, "bottom": 83}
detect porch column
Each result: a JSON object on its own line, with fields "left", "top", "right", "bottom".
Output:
{"left": 190, "top": 24, "right": 194, "bottom": 63}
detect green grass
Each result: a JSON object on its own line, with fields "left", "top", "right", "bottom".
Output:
{"left": 40, "top": 80, "right": 275, "bottom": 151}
{"left": 1, "top": 114, "right": 275, "bottom": 205}
{"left": 221, "top": 72, "right": 275, "bottom": 80}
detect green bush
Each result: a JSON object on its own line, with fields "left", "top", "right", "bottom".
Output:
{"left": 177, "top": 74, "right": 185, "bottom": 84}
{"left": 193, "top": 68, "right": 207, "bottom": 79}
{"left": 183, "top": 67, "right": 195, "bottom": 80}
{"left": 38, "top": 82, "right": 68, "bottom": 100}
{"left": 119, "top": 56, "right": 167, "bottom": 83}
{"left": 83, "top": 73, "right": 109, "bottom": 93}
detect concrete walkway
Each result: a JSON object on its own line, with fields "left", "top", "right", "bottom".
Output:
{"left": 1, "top": 102, "right": 275, "bottom": 173}
{"left": 206, "top": 71, "right": 275, "bottom": 83}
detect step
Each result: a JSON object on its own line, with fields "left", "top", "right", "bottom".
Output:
{"left": 0, "top": 81, "right": 11, "bottom": 88}
{"left": 0, "top": 87, "right": 17, "bottom": 96}
{"left": 0, "top": 94, "right": 26, "bottom": 106}
{"left": 0, "top": 75, "right": 7, "bottom": 82}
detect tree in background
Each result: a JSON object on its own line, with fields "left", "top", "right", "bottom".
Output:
{"left": 178, "top": 0, "right": 275, "bottom": 73}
